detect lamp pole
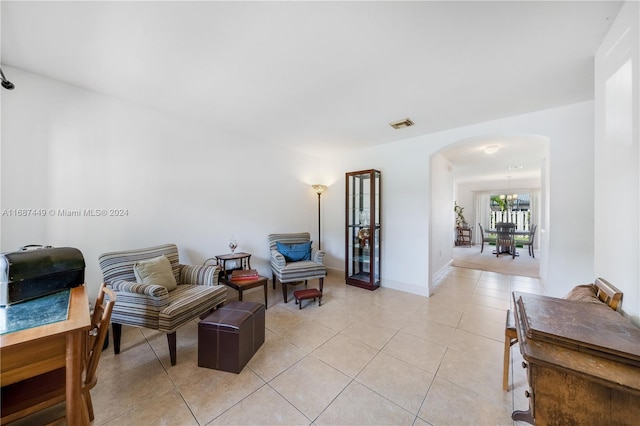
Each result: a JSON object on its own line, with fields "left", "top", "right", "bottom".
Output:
{"left": 312, "top": 185, "right": 327, "bottom": 250}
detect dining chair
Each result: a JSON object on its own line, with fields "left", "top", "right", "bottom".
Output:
{"left": 1, "top": 284, "right": 116, "bottom": 423}
{"left": 495, "top": 222, "right": 516, "bottom": 258}
{"left": 478, "top": 223, "right": 496, "bottom": 253}
{"left": 523, "top": 224, "right": 537, "bottom": 258}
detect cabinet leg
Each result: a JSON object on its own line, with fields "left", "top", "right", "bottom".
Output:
{"left": 512, "top": 409, "right": 534, "bottom": 425}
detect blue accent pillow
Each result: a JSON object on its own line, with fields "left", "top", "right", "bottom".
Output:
{"left": 276, "top": 241, "right": 312, "bottom": 262}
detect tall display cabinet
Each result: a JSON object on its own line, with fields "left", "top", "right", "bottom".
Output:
{"left": 345, "top": 169, "right": 381, "bottom": 290}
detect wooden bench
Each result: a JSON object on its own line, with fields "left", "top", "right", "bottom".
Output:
{"left": 502, "top": 277, "right": 623, "bottom": 391}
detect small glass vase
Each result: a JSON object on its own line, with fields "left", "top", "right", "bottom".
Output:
{"left": 228, "top": 237, "right": 237, "bottom": 254}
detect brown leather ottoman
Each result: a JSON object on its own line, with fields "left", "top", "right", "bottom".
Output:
{"left": 198, "top": 301, "right": 265, "bottom": 373}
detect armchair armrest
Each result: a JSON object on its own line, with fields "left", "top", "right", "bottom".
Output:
{"left": 311, "top": 248, "right": 325, "bottom": 264}
{"left": 179, "top": 264, "right": 221, "bottom": 286}
{"left": 108, "top": 279, "right": 169, "bottom": 297}
{"left": 270, "top": 249, "right": 286, "bottom": 268}
{"left": 107, "top": 279, "right": 171, "bottom": 311}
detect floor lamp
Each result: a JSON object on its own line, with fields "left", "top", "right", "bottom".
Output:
{"left": 312, "top": 184, "right": 327, "bottom": 250}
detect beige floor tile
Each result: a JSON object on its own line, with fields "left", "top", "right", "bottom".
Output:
{"left": 401, "top": 317, "right": 456, "bottom": 347}
{"left": 435, "top": 347, "right": 511, "bottom": 406}
{"left": 448, "top": 328, "right": 505, "bottom": 360}
{"left": 469, "top": 292, "right": 511, "bottom": 311}
{"left": 269, "top": 356, "right": 351, "bottom": 420}
{"left": 382, "top": 331, "right": 447, "bottom": 374}
{"left": 207, "top": 384, "right": 311, "bottom": 425}
{"left": 91, "top": 360, "right": 176, "bottom": 425}
{"left": 447, "top": 267, "right": 482, "bottom": 280}
{"left": 276, "top": 318, "right": 337, "bottom": 352}
{"left": 247, "top": 330, "right": 308, "bottom": 382}
{"left": 356, "top": 351, "right": 434, "bottom": 414}
{"left": 419, "top": 377, "right": 513, "bottom": 426}
{"left": 458, "top": 305, "right": 505, "bottom": 341}
{"left": 478, "top": 271, "right": 512, "bottom": 283}
{"left": 476, "top": 278, "right": 511, "bottom": 292}
{"left": 176, "top": 366, "right": 265, "bottom": 425}
{"left": 101, "top": 388, "right": 198, "bottom": 426}
{"left": 312, "top": 333, "right": 378, "bottom": 378}
{"left": 265, "top": 305, "right": 306, "bottom": 335}
{"left": 416, "top": 303, "right": 464, "bottom": 329}
{"left": 473, "top": 284, "right": 510, "bottom": 300}
{"left": 340, "top": 319, "right": 398, "bottom": 350}
{"left": 316, "top": 381, "right": 415, "bottom": 426}
{"left": 86, "top": 264, "right": 544, "bottom": 425}
{"left": 98, "top": 327, "right": 160, "bottom": 379}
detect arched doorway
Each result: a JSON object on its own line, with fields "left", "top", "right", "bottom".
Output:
{"left": 428, "top": 133, "right": 549, "bottom": 294}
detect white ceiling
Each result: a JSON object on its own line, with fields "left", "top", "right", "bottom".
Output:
{"left": 0, "top": 1, "right": 623, "bottom": 180}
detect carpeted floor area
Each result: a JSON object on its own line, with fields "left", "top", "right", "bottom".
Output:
{"left": 452, "top": 244, "right": 539, "bottom": 278}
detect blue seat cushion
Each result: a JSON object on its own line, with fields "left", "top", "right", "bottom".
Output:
{"left": 276, "top": 241, "right": 312, "bottom": 262}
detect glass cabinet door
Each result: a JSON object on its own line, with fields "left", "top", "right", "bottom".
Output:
{"left": 345, "top": 169, "right": 380, "bottom": 290}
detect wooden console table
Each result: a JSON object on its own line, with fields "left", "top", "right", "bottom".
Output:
{"left": 455, "top": 227, "right": 472, "bottom": 246}
{"left": 1, "top": 285, "right": 91, "bottom": 424}
{"left": 512, "top": 292, "right": 640, "bottom": 425}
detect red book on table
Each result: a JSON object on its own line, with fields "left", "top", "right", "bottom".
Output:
{"left": 231, "top": 269, "right": 259, "bottom": 281}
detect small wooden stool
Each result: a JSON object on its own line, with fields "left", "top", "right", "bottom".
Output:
{"left": 293, "top": 288, "right": 322, "bottom": 309}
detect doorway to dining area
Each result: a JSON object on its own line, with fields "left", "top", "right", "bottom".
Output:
{"left": 452, "top": 245, "right": 540, "bottom": 278}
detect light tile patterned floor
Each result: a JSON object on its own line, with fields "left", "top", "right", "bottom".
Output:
{"left": 74, "top": 267, "right": 546, "bottom": 425}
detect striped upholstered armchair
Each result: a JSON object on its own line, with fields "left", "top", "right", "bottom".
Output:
{"left": 268, "top": 233, "right": 327, "bottom": 303}
{"left": 98, "top": 244, "right": 226, "bottom": 365}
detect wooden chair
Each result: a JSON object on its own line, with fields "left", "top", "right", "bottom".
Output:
{"left": 523, "top": 224, "right": 537, "bottom": 258}
{"left": 478, "top": 223, "right": 496, "bottom": 253}
{"left": 1, "top": 284, "right": 116, "bottom": 423}
{"left": 495, "top": 222, "right": 516, "bottom": 258}
{"left": 502, "top": 278, "right": 623, "bottom": 391}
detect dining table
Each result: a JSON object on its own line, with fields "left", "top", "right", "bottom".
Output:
{"left": 486, "top": 226, "right": 531, "bottom": 256}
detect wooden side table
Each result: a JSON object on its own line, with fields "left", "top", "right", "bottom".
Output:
{"left": 204, "top": 252, "right": 267, "bottom": 308}
{"left": 203, "top": 252, "right": 252, "bottom": 279}
{"left": 220, "top": 275, "right": 268, "bottom": 309}
{"left": 456, "top": 227, "right": 472, "bottom": 246}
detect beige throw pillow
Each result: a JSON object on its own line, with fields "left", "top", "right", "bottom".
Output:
{"left": 133, "top": 255, "right": 177, "bottom": 291}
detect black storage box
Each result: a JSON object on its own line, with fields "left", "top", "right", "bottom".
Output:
{"left": 0, "top": 247, "right": 85, "bottom": 306}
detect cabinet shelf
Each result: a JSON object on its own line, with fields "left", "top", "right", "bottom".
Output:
{"left": 345, "top": 169, "right": 381, "bottom": 291}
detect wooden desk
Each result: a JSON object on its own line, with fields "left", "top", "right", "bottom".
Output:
{"left": 1, "top": 285, "right": 91, "bottom": 424}
{"left": 512, "top": 292, "right": 640, "bottom": 425}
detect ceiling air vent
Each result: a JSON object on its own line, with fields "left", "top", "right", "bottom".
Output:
{"left": 389, "top": 118, "right": 414, "bottom": 129}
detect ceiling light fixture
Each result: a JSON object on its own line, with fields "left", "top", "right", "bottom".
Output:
{"left": 0, "top": 67, "right": 15, "bottom": 90}
{"left": 484, "top": 145, "right": 499, "bottom": 154}
{"left": 389, "top": 118, "right": 414, "bottom": 129}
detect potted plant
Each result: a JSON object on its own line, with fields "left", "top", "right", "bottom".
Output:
{"left": 454, "top": 201, "right": 467, "bottom": 228}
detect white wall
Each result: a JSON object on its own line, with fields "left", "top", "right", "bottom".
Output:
{"left": 1, "top": 67, "right": 322, "bottom": 299}
{"left": 2, "top": 67, "right": 599, "bottom": 304}
{"left": 594, "top": 0, "right": 640, "bottom": 325}
{"left": 319, "top": 101, "right": 595, "bottom": 298}
{"left": 430, "top": 154, "right": 454, "bottom": 283}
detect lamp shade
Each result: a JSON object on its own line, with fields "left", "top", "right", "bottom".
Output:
{"left": 312, "top": 184, "right": 327, "bottom": 195}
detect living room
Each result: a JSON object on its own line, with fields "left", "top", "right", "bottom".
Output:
{"left": 1, "top": 1, "right": 639, "bottom": 425}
